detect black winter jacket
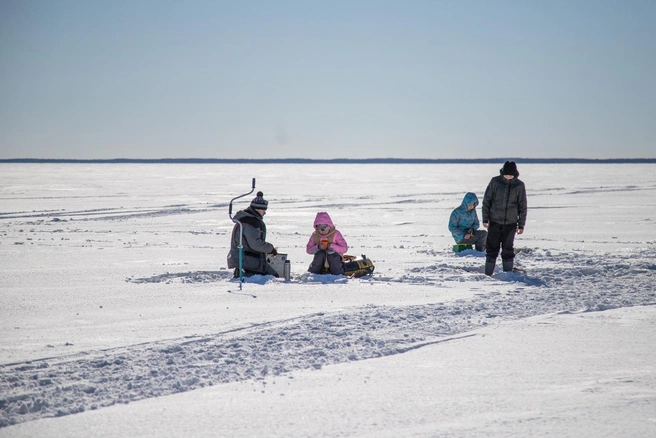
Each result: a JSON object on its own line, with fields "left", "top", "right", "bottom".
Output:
{"left": 482, "top": 175, "right": 527, "bottom": 228}
{"left": 227, "top": 207, "right": 275, "bottom": 273}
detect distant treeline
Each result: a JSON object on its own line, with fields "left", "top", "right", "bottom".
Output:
{"left": 1, "top": 158, "right": 655, "bottom": 164}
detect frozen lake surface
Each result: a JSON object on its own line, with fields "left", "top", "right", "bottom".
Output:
{"left": 1, "top": 163, "right": 655, "bottom": 437}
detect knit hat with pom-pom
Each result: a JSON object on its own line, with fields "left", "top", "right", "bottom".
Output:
{"left": 250, "top": 191, "right": 268, "bottom": 210}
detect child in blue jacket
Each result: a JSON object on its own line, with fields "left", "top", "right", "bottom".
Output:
{"left": 449, "top": 192, "right": 487, "bottom": 252}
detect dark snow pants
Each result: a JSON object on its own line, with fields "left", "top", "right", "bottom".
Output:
{"left": 485, "top": 222, "right": 517, "bottom": 262}
{"left": 308, "top": 250, "right": 345, "bottom": 275}
{"left": 458, "top": 230, "right": 488, "bottom": 252}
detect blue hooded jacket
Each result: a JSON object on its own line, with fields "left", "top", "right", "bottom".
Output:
{"left": 448, "top": 192, "right": 481, "bottom": 243}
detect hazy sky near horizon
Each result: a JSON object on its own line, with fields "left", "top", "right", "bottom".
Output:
{"left": 1, "top": 0, "right": 655, "bottom": 159}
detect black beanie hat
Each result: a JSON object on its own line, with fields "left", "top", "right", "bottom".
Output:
{"left": 250, "top": 191, "right": 268, "bottom": 210}
{"left": 500, "top": 161, "right": 518, "bottom": 176}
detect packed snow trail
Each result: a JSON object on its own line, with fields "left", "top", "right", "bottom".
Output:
{"left": 1, "top": 248, "right": 654, "bottom": 428}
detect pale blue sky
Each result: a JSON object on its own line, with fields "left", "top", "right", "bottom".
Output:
{"left": 1, "top": 0, "right": 654, "bottom": 159}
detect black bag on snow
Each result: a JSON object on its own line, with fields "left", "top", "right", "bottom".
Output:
{"left": 342, "top": 255, "right": 375, "bottom": 278}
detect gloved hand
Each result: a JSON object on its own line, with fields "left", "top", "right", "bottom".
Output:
{"left": 271, "top": 247, "right": 278, "bottom": 256}
{"left": 310, "top": 247, "right": 320, "bottom": 254}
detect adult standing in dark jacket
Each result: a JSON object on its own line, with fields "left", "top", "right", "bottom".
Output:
{"left": 482, "top": 161, "right": 527, "bottom": 276}
{"left": 227, "top": 191, "right": 279, "bottom": 277}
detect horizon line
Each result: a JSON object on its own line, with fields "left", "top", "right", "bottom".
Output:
{"left": 1, "top": 158, "right": 655, "bottom": 164}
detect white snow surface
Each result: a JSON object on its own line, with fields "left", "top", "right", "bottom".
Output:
{"left": 1, "top": 163, "right": 655, "bottom": 437}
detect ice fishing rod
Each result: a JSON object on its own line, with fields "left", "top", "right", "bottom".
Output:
{"left": 228, "top": 178, "right": 256, "bottom": 290}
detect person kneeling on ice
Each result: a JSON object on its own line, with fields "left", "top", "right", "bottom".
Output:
{"left": 227, "top": 191, "right": 280, "bottom": 277}
{"left": 449, "top": 192, "right": 487, "bottom": 252}
{"left": 306, "top": 212, "right": 348, "bottom": 275}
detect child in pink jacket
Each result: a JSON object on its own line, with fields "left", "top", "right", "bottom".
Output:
{"left": 306, "top": 212, "right": 348, "bottom": 275}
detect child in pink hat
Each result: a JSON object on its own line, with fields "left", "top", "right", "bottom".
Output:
{"left": 306, "top": 212, "right": 348, "bottom": 275}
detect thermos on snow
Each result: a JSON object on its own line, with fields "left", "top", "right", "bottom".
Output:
{"left": 283, "top": 259, "right": 291, "bottom": 281}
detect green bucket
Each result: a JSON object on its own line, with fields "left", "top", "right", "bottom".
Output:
{"left": 452, "top": 244, "right": 473, "bottom": 253}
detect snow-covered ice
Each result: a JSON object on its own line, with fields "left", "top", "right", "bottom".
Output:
{"left": 1, "top": 163, "right": 655, "bottom": 437}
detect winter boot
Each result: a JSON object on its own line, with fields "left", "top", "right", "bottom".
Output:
{"left": 502, "top": 259, "right": 514, "bottom": 272}
{"left": 485, "top": 260, "right": 496, "bottom": 276}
